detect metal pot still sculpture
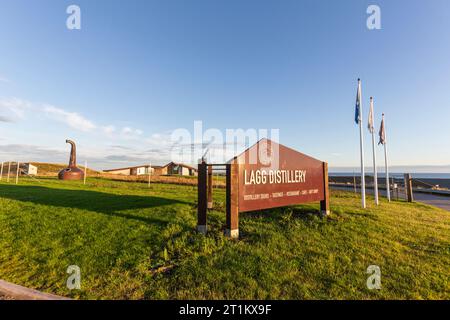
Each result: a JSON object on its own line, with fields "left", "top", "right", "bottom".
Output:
{"left": 58, "top": 139, "right": 85, "bottom": 180}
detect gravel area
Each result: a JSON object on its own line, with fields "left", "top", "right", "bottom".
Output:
{"left": 0, "top": 293, "right": 15, "bottom": 300}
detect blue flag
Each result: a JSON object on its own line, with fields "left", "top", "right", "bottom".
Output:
{"left": 355, "top": 79, "right": 361, "bottom": 124}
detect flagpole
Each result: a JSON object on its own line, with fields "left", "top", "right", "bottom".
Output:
{"left": 383, "top": 113, "right": 391, "bottom": 202}
{"left": 372, "top": 130, "right": 379, "bottom": 204}
{"left": 148, "top": 163, "right": 151, "bottom": 188}
{"left": 15, "top": 161, "right": 20, "bottom": 184}
{"left": 358, "top": 79, "right": 366, "bottom": 208}
{"left": 84, "top": 161, "right": 87, "bottom": 185}
{"left": 7, "top": 162, "right": 11, "bottom": 183}
{"left": 370, "top": 97, "right": 379, "bottom": 205}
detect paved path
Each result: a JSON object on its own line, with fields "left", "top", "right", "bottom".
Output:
{"left": 331, "top": 185, "right": 450, "bottom": 211}
{"left": 0, "top": 279, "right": 68, "bottom": 300}
{"left": 411, "top": 192, "right": 450, "bottom": 211}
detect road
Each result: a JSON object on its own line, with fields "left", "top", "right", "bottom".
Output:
{"left": 411, "top": 192, "right": 450, "bottom": 211}
{"left": 331, "top": 185, "right": 450, "bottom": 211}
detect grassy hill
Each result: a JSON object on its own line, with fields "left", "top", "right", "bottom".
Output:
{"left": 22, "top": 162, "right": 225, "bottom": 187}
{"left": 28, "top": 162, "right": 99, "bottom": 176}
{"left": 0, "top": 177, "right": 449, "bottom": 299}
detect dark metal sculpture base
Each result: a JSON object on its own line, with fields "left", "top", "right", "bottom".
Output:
{"left": 58, "top": 167, "right": 84, "bottom": 180}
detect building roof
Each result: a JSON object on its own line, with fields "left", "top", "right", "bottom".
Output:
{"left": 103, "top": 164, "right": 159, "bottom": 172}
{"left": 165, "top": 162, "right": 197, "bottom": 171}
{"left": 0, "top": 162, "right": 36, "bottom": 167}
{"left": 103, "top": 162, "right": 197, "bottom": 172}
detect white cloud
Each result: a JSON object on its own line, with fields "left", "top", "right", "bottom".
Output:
{"left": 0, "top": 96, "right": 188, "bottom": 167}
{"left": 0, "top": 97, "right": 32, "bottom": 122}
{"left": 121, "top": 126, "right": 143, "bottom": 137}
{"left": 102, "top": 125, "right": 116, "bottom": 135}
{"left": 0, "top": 96, "right": 151, "bottom": 140}
{"left": 0, "top": 116, "right": 13, "bottom": 123}
{"left": 0, "top": 76, "right": 10, "bottom": 83}
{"left": 145, "top": 132, "right": 172, "bottom": 145}
{"left": 43, "top": 104, "right": 97, "bottom": 132}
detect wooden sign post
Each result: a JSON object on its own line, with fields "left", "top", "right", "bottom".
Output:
{"left": 197, "top": 139, "right": 330, "bottom": 239}
{"left": 225, "top": 162, "right": 239, "bottom": 238}
{"left": 404, "top": 173, "right": 414, "bottom": 202}
{"left": 320, "top": 162, "right": 330, "bottom": 217}
{"left": 197, "top": 161, "right": 208, "bottom": 234}
{"left": 207, "top": 165, "right": 213, "bottom": 209}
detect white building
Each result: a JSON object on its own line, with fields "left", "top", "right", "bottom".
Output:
{"left": 103, "top": 162, "right": 197, "bottom": 176}
{"left": 0, "top": 162, "right": 38, "bottom": 176}
{"left": 22, "top": 163, "right": 38, "bottom": 175}
{"left": 102, "top": 165, "right": 153, "bottom": 176}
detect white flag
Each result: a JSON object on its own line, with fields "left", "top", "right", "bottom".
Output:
{"left": 368, "top": 97, "right": 374, "bottom": 133}
{"left": 379, "top": 114, "right": 386, "bottom": 145}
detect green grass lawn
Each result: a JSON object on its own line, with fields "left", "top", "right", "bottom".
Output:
{"left": 0, "top": 177, "right": 449, "bottom": 299}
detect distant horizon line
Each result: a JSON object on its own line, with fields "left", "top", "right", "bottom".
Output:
{"left": 330, "top": 164, "right": 450, "bottom": 168}
{"left": 330, "top": 164, "right": 450, "bottom": 174}
{"left": 7, "top": 161, "right": 450, "bottom": 173}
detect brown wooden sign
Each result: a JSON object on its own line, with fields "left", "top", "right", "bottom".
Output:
{"left": 197, "top": 139, "right": 329, "bottom": 239}
{"left": 235, "top": 139, "right": 325, "bottom": 212}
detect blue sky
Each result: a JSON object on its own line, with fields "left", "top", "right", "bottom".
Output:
{"left": 1, "top": 0, "right": 449, "bottom": 171}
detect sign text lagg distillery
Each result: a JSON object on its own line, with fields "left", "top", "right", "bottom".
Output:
{"left": 244, "top": 169, "right": 307, "bottom": 185}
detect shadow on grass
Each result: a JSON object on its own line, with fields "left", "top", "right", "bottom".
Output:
{"left": 242, "top": 205, "right": 321, "bottom": 221}
{"left": 0, "top": 184, "right": 191, "bottom": 227}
